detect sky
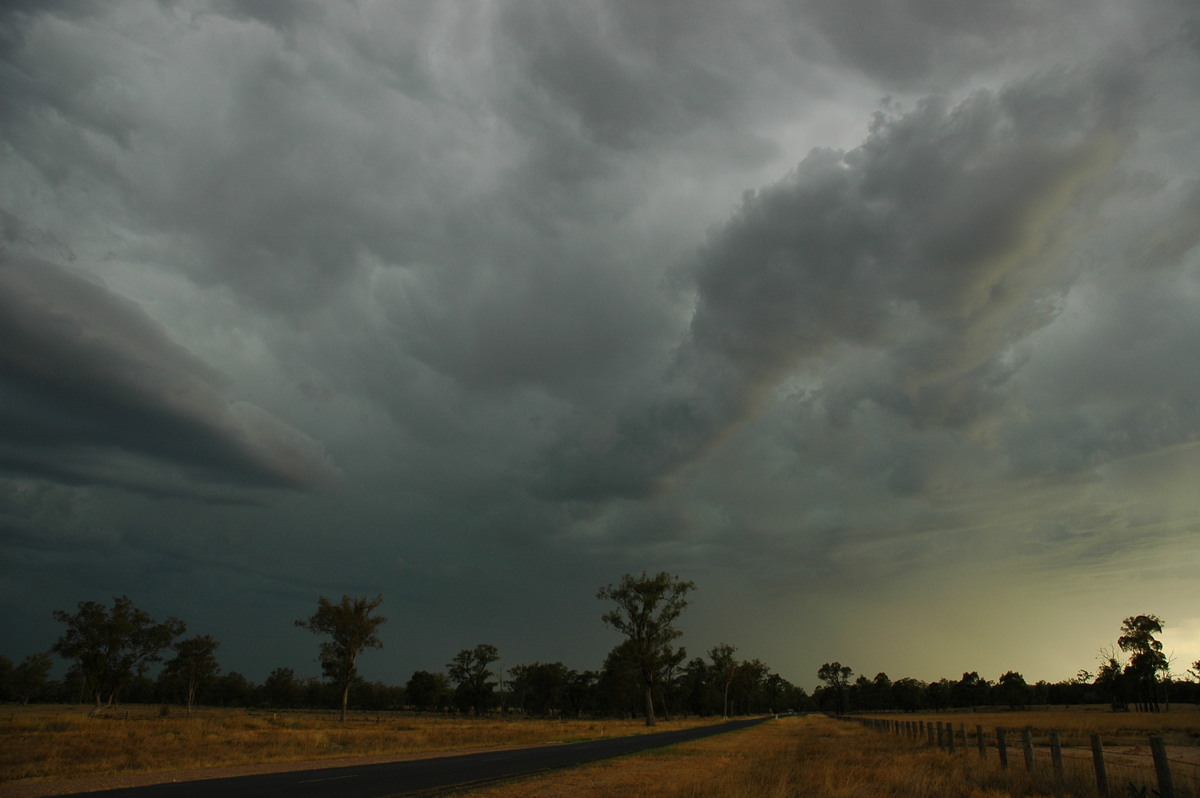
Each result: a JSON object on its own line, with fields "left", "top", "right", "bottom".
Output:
{"left": 2, "top": 0, "right": 1199, "bottom": 693}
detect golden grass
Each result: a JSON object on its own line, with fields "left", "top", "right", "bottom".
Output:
{"left": 6, "top": 708, "right": 1197, "bottom": 797}
{"left": 853, "top": 707, "right": 1200, "bottom": 797}
{"left": 0, "top": 705, "right": 713, "bottom": 785}
{"left": 455, "top": 713, "right": 1200, "bottom": 798}
{"left": 449, "top": 716, "right": 801, "bottom": 798}
{"left": 866, "top": 705, "right": 1200, "bottom": 747}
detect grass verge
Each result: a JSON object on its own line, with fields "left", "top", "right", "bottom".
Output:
{"left": 0, "top": 706, "right": 712, "bottom": 785}
{"left": 454, "top": 713, "right": 1199, "bottom": 798}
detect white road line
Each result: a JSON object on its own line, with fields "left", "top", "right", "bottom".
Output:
{"left": 296, "top": 774, "right": 362, "bottom": 783}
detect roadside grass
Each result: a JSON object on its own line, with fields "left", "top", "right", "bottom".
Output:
{"left": 6, "top": 708, "right": 1197, "bottom": 796}
{"left": 449, "top": 716, "right": 799, "bottom": 798}
{"left": 0, "top": 705, "right": 713, "bottom": 785}
{"left": 853, "top": 706, "right": 1200, "bottom": 797}
{"left": 455, "top": 713, "right": 1200, "bottom": 798}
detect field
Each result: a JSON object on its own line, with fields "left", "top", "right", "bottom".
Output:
{"left": 3, "top": 706, "right": 1199, "bottom": 798}
{"left": 456, "top": 709, "right": 1200, "bottom": 798}
{"left": 866, "top": 705, "right": 1200, "bottom": 745}
{"left": 0, "top": 705, "right": 713, "bottom": 792}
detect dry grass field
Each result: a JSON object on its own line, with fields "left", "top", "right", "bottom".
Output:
{"left": 452, "top": 714, "right": 801, "bottom": 798}
{"left": 868, "top": 705, "right": 1200, "bottom": 745}
{"left": 4, "top": 707, "right": 1199, "bottom": 798}
{"left": 457, "top": 711, "right": 1200, "bottom": 798}
{"left": 0, "top": 705, "right": 712, "bottom": 789}
{"left": 848, "top": 707, "right": 1200, "bottom": 798}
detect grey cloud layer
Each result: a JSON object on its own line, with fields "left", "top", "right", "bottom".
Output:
{"left": 0, "top": 252, "right": 339, "bottom": 496}
{"left": 538, "top": 62, "right": 1134, "bottom": 501}
{"left": 0, "top": 0, "right": 1198, "bottom": 682}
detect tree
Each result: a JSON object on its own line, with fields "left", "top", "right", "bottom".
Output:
{"left": 997, "top": 670, "right": 1029, "bottom": 709}
{"left": 762, "top": 671, "right": 792, "bottom": 714}
{"left": 817, "top": 662, "right": 853, "bottom": 715}
{"left": 952, "top": 671, "right": 990, "bottom": 708}
{"left": 1095, "top": 649, "right": 1128, "bottom": 711}
{"left": 406, "top": 670, "right": 451, "bottom": 712}
{"left": 892, "top": 677, "right": 927, "bottom": 712}
{"left": 709, "top": 643, "right": 738, "bottom": 718}
{"left": 0, "top": 655, "right": 12, "bottom": 702}
{"left": 263, "top": 667, "right": 303, "bottom": 708}
{"left": 295, "top": 594, "right": 387, "bottom": 722}
{"left": 598, "top": 642, "right": 645, "bottom": 717}
{"left": 657, "top": 643, "right": 688, "bottom": 721}
{"left": 447, "top": 643, "right": 500, "bottom": 715}
{"left": 597, "top": 572, "right": 695, "bottom": 726}
{"left": 509, "top": 661, "right": 572, "bottom": 717}
{"left": 731, "top": 658, "right": 770, "bottom": 715}
{"left": 565, "top": 669, "right": 599, "bottom": 718}
{"left": 850, "top": 672, "right": 893, "bottom": 711}
{"left": 1118, "top": 614, "right": 1167, "bottom": 712}
{"left": 163, "top": 635, "right": 220, "bottom": 717}
{"left": 52, "top": 596, "right": 186, "bottom": 716}
{"left": 12, "top": 652, "right": 53, "bottom": 705}
{"left": 211, "top": 671, "right": 253, "bottom": 707}
{"left": 870, "top": 672, "right": 894, "bottom": 711}
{"left": 925, "top": 678, "right": 953, "bottom": 711}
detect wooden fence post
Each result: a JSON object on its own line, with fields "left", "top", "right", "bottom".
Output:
{"left": 937, "top": 721, "right": 944, "bottom": 749}
{"left": 997, "top": 727, "right": 1008, "bottom": 770}
{"left": 1022, "top": 727, "right": 1034, "bottom": 772}
{"left": 1049, "top": 730, "right": 1063, "bottom": 779}
{"left": 958, "top": 723, "right": 967, "bottom": 748}
{"left": 1149, "top": 735, "right": 1175, "bottom": 798}
{"left": 976, "top": 724, "right": 985, "bottom": 758}
{"left": 1090, "top": 733, "right": 1109, "bottom": 798}
{"left": 947, "top": 724, "right": 957, "bottom": 754}
{"left": 927, "top": 721, "right": 935, "bottom": 745}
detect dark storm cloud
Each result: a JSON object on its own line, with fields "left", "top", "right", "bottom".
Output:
{"left": 793, "top": 0, "right": 1118, "bottom": 90}
{"left": 0, "top": 2, "right": 459, "bottom": 312}
{"left": 0, "top": 1, "right": 684, "bottom": 399}
{"left": 2, "top": 0, "right": 1199, "bottom": 685}
{"left": 538, "top": 62, "right": 1130, "bottom": 501}
{"left": 1003, "top": 269, "right": 1200, "bottom": 481}
{"left": 212, "top": 0, "right": 318, "bottom": 33}
{"left": 499, "top": 1, "right": 745, "bottom": 152}
{"left": 0, "top": 252, "right": 339, "bottom": 496}
{"left": 796, "top": 0, "right": 1026, "bottom": 87}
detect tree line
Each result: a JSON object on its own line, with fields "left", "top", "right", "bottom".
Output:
{"left": 6, "top": 584, "right": 1195, "bottom": 721}
{"left": 0, "top": 573, "right": 809, "bottom": 723}
{"left": 812, "top": 614, "right": 1200, "bottom": 714}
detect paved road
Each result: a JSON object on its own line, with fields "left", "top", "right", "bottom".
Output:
{"left": 60, "top": 717, "right": 770, "bottom": 798}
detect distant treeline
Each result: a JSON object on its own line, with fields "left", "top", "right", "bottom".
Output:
{"left": 808, "top": 669, "right": 1200, "bottom": 714}
{"left": 6, "top": 657, "right": 1200, "bottom": 716}
{"left": 0, "top": 649, "right": 808, "bottom": 718}
{"left": 5, "top": 598, "right": 1193, "bottom": 719}
{"left": 811, "top": 615, "right": 1196, "bottom": 715}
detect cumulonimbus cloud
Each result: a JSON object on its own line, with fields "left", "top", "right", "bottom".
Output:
{"left": 537, "top": 63, "right": 1130, "bottom": 503}
{"left": 0, "top": 252, "right": 340, "bottom": 497}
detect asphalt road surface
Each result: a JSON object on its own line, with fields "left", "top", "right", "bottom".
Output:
{"left": 60, "top": 717, "right": 771, "bottom": 798}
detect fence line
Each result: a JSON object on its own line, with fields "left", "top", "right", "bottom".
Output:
{"left": 840, "top": 715, "right": 1198, "bottom": 798}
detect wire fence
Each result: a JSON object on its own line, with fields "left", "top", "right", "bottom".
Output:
{"left": 841, "top": 715, "right": 1200, "bottom": 798}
